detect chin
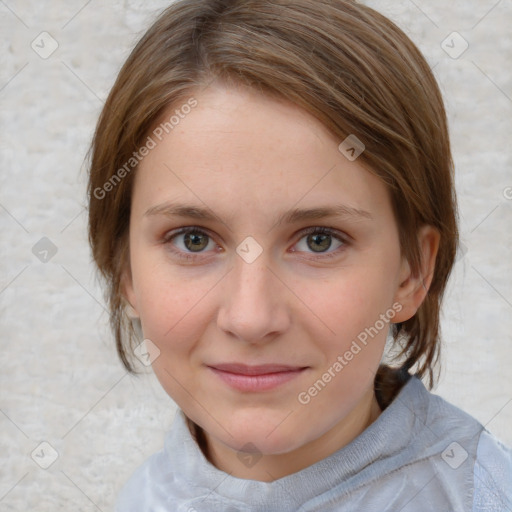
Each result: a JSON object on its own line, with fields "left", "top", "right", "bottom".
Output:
{"left": 210, "top": 408, "right": 310, "bottom": 455}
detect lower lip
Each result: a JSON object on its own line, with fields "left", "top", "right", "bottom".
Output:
{"left": 208, "top": 367, "right": 307, "bottom": 392}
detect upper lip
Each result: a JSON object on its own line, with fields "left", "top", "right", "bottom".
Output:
{"left": 208, "top": 363, "right": 307, "bottom": 375}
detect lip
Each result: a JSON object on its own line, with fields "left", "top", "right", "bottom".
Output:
{"left": 207, "top": 363, "right": 308, "bottom": 392}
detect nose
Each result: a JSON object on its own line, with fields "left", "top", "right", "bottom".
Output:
{"left": 216, "top": 256, "right": 291, "bottom": 344}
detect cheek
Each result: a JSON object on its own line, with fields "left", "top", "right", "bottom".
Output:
{"left": 130, "top": 241, "right": 218, "bottom": 342}
{"left": 298, "top": 271, "right": 393, "bottom": 415}
{"left": 137, "top": 279, "right": 210, "bottom": 348}
{"left": 135, "top": 271, "right": 214, "bottom": 399}
{"left": 296, "top": 265, "right": 397, "bottom": 346}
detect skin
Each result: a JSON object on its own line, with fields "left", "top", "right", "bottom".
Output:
{"left": 123, "top": 81, "right": 439, "bottom": 482}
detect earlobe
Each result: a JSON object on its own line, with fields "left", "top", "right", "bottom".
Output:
{"left": 121, "top": 267, "right": 139, "bottom": 319}
{"left": 392, "top": 225, "right": 440, "bottom": 323}
{"left": 124, "top": 300, "right": 139, "bottom": 319}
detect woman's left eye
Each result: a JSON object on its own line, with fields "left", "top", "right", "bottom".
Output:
{"left": 292, "top": 228, "right": 346, "bottom": 255}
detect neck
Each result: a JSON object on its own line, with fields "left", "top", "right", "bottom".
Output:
{"left": 197, "top": 388, "right": 382, "bottom": 482}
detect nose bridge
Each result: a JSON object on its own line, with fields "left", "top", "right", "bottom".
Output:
{"left": 217, "top": 255, "right": 289, "bottom": 343}
{"left": 234, "top": 257, "right": 273, "bottom": 306}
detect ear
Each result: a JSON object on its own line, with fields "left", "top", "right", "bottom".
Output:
{"left": 121, "top": 264, "right": 139, "bottom": 319}
{"left": 392, "top": 225, "right": 440, "bottom": 323}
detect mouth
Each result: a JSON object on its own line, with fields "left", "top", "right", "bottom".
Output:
{"left": 207, "top": 363, "right": 309, "bottom": 392}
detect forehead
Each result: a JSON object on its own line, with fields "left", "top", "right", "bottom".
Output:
{"left": 132, "top": 83, "right": 392, "bottom": 226}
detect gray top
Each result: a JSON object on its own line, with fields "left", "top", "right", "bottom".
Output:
{"left": 116, "top": 376, "right": 512, "bottom": 511}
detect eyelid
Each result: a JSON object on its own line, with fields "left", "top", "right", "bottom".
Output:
{"left": 289, "top": 226, "right": 350, "bottom": 259}
{"left": 292, "top": 226, "right": 351, "bottom": 246}
{"left": 162, "top": 225, "right": 215, "bottom": 243}
{"left": 162, "top": 226, "right": 222, "bottom": 261}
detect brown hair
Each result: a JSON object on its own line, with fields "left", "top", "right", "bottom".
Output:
{"left": 87, "top": 0, "right": 458, "bottom": 408}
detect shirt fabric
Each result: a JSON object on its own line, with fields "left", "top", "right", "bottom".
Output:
{"left": 116, "top": 376, "right": 512, "bottom": 511}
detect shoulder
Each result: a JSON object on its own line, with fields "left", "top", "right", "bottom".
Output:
{"left": 114, "top": 410, "right": 201, "bottom": 512}
{"left": 389, "top": 378, "right": 511, "bottom": 511}
{"left": 400, "top": 377, "right": 484, "bottom": 441}
{"left": 472, "top": 429, "right": 512, "bottom": 512}
{"left": 412, "top": 380, "right": 512, "bottom": 509}
{"left": 114, "top": 448, "right": 173, "bottom": 512}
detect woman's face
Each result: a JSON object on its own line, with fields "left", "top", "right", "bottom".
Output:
{"left": 124, "top": 82, "right": 431, "bottom": 480}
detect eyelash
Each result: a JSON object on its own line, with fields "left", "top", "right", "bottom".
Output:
{"left": 162, "top": 226, "right": 350, "bottom": 262}
{"left": 162, "top": 226, "right": 219, "bottom": 262}
{"left": 292, "top": 226, "right": 349, "bottom": 260}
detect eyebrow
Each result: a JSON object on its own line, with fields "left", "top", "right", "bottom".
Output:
{"left": 144, "top": 201, "right": 373, "bottom": 225}
{"left": 277, "top": 205, "right": 373, "bottom": 225}
{"left": 144, "top": 203, "right": 223, "bottom": 222}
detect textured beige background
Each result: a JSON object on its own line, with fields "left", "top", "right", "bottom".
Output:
{"left": 1, "top": 1, "right": 511, "bottom": 510}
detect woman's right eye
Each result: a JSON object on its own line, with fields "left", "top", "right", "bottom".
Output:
{"left": 165, "top": 228, "right": 217, "bottom": 254}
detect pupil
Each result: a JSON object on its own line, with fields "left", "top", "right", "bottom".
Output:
{"left": 307, "top": 233, "right": 331, "bottom": 252}
{"left": 185, "top": 232, "right": 208, "bottom": 251}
